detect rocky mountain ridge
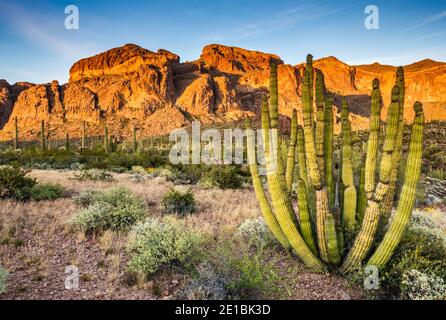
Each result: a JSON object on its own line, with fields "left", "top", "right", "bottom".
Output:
{"left": 0, "top": 43, "right": 445, "bottom": 141}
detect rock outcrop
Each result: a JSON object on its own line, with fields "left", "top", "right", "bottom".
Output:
{"left": 0, "top": 43, "right": 445, "bottom": 142}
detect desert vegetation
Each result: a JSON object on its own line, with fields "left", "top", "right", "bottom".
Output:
{"left": 0, "top": 55, "right": 445, "bottom": 301}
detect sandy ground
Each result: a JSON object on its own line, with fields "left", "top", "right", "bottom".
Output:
{"left": 0, "top": 170, "right": 365, "bottom": 300}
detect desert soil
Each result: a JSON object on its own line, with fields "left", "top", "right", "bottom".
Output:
{"left": 0, "top": 170, "right": 364, "bottom": 300}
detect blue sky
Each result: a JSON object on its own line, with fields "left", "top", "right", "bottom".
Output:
{"left": 0, "top": 0, "right": 445, "bottom": 84}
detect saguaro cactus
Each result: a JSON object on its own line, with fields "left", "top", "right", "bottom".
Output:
{"left": 13, "top": 117, "right": 19, "bottom": 150}
{"left": 104, "top": 126, "right": 109, "bottom": 154}
{"left": 248, "top": 55, "right": 424, "bottom": 274}
{"left": 40, "top": 120, "right": 46, "bottom": 151}
{"left": 81, "top": 121, "right": 87, "bottom": 151}
{"left": 132, "top": 125, "right": 138, "bottom": 153}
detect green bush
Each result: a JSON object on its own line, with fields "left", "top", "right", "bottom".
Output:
{"left": 0, "top": 166, "right": 36, "bottom": 200}
{"left": 126, "top": 216, "right": 202, "bottom": 277}
{"left": 400, "top": 269, "right": 446, "bottom": 300}
{"left": 0, "top": 147, "right": 168, "bottom": 171}
{"left": 70, "top": 169, "right": 115, "bottom": 182}
{"left": 168, "top": 164, "right": 203, "bottom": 184}
{"left": 30, "top": 183, "right": 64, "bottom": 201}
{"left": 73, "top": 190, "right": 101, "bottom": 207}
{"left": 0, "top": 265, "right": 7, "bottom": 294}
{"left": 237, "top": 217, "right": 276, "bottom": 248}
{"left": 198, "top": 166, "right": 243, "bottom": 189}
{"left": 161, "top": 188, "right": 197, "bottom": 216}
{"left": 69, "top": 188, "right": 146, "bottom": 234}
{"left": 206, "top": 240, "right": 281, "bottom": 299}
{"left": 381, "top": 213, "right": 446, "bottom": 297}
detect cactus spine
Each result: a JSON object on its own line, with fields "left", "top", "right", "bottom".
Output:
{"left": 248, "top": 55, "right": 424, "bottom": 274}
{"left": 368, "top": 102, "right": 424, "bottom": 268}
{"left": 40, "top": 120, "right": 46, "bottom": 151}
{"left": 13, "top": 117, "right": 19, "bottom": 150}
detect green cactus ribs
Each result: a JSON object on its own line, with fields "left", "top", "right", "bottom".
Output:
{"left": 248, "top": 54, "right": 424, "bottom": 274}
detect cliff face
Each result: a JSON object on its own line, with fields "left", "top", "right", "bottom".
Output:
{"left": 0, "top": 43, "right": 445, "bottom": 142}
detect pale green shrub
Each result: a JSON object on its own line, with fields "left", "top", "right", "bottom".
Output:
{"left": 401, "top": 269, "right": 446, "bottom": 300}
{"left": 69, "top": 188, "right": 146, "bottom": 234}
{"left": 126, "top": 216, "right": 202, "bottom": 277}
{"left": 237, "top": 217, "right": 276, "bottom": 248}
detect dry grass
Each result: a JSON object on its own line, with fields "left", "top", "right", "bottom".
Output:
{"left": 7, "top": 169, "right": 439, "bottom": 299}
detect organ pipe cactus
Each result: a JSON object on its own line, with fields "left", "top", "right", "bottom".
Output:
{"left": 381, "top": 67, "right": 405, "bottom": 224}
{"left": 341, "top": 98, "right": 357, "bottom": 235}
{"left": 247, "top": 57, "right": 424, "bottom": 274}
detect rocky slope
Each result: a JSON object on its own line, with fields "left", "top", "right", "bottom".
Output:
{"left": 0, "top": 43, "right": 445, "bottom": 142}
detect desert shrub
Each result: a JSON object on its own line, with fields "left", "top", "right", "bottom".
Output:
{"left": 69, "top": 188, "right": 146, "bottom": 234}
{"left": 130, "top": 166, "right": 146, "bottom": 175}
{"left": 0, "top": 166, "right": 36, "bottom": 200}
{"left": 236, "top": 217, "right": 276, "bottom": 248}
{"left": 30, "top": 183, "right": 65, "bottom": 201}
{"left": 73, "top": 190, "right": 100, "bottom": 207}
{"left": 178, "top": 264, "right": 228, "bottom": 300}
{"left": 400, "top": 269, "right": 446, "bottom": 300}
{"left": 71, "top": 169, "right": 115, "bottom": 182}
{"left": 380, "top": 214, "right": 446, "bottom": 296}
{"left": 206, "top": 240, "right": 281, "bottom": 299}
{"left": 198, "top": 166, "right": 243, "bottom": 189}
{"left": 126, "top": 216, "right": 202, "bottom": 278}
{"left": 0, "top": 265, "right": 7, "bottom": 294}
{"left": 161, "top": 188, "right": 197, "bottom": 216}
{"left": 168, "top": 164, "right": 203, "bottom": 184}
